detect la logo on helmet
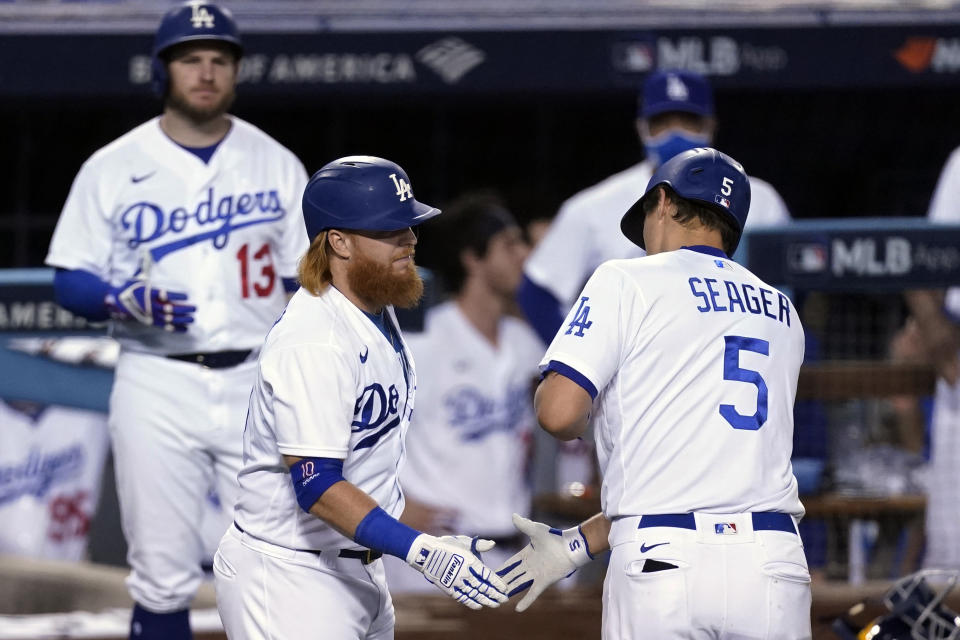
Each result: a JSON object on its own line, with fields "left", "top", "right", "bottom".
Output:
{"left": 189, "top": 2, "right": 215, "bottom": 28}
{"left": 389, "top": 174, "right": 413, "bottom": 202}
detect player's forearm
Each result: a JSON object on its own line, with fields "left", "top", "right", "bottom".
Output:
{"left": 307, "top": 479, "right": 378, "bottom": 539}
{"left": 284, "top": 454, "right": 420, "bottom": 559}
{"left": 579, "top": 512, "right": 611, "bottom": 555}
{"left": 535, "top": 372, "right": 593, "bottom": 440}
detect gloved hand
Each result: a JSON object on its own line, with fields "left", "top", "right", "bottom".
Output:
{"left": 105, "top": 279, "right": 196, "bottom": 332}
{"left": 406, "top": 534, "right": 508, "bottom": 610}
{"left": 495, "top": 514, "right": 594, "bottom": 612}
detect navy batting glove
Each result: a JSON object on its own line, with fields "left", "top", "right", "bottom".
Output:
{"left": 106, "top": 279, "right": 196, "bottom": 332}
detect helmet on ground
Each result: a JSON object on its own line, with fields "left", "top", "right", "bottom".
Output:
{"left": 832, "top": 569, "right": 960, "bottom": 640}
{"left": 301, "top": 156, "right": 441, "bottom": 241}
{"left": 620, "top": 146, "right": 750, "bottom": 253}
{"left": 151, "top": 1, "right": 243, "bottom": 96}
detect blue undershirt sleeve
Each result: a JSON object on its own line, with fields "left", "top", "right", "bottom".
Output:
{"left": 282, "top": 277, "right": 299, "bottom": 293}
{"left": 53, "top": 268, "right": 111, "bottom": 321}
{"left": 517, "top": 274, "right": 566, "bottom": 345}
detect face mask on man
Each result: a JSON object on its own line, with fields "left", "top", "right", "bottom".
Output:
{"left": 642, "top": 129, "right": 711, "bottom": 167}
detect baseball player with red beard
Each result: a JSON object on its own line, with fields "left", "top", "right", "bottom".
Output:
{"left": 498, "top": 148, "right": 811, "bottom": 639}
{"left": 44, "top": 3, "right": 308, "bottom": 638}
{"left": 214, "top": 157, "right": 508, "bottom": 640}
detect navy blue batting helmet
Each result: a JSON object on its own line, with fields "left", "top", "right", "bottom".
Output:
{"left": 151, "top": 1, "right": 243, "bottom": 96}
{"left": 302, "top": 156, "right": 441, "bottom": 241}
{"left": 621, "top": 147, "right": 751, "bottom": 253}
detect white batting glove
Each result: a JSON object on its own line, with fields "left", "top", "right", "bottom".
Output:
{"left": 495, "top": 513, "right": 594, "bottom": 612}
{"left": 406, "top": 534, "right": 509, "bottom": 610}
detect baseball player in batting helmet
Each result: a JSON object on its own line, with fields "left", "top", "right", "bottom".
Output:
{"left": 496, "top": 147, "right": 811, "bottom": 638}
{"left": 45, "top": 2, "right": 310, "bottom": 638}
{"left": 214, "top": 155, "right": 510, "bottom": 639}
{"left": 621, "top": 146, "right": 751, "bottom": 255}
{"left": 152, "top": 1, "right": 242, "bottom": 97}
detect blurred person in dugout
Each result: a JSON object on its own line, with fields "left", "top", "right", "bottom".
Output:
{"left": 0, "top": 400, "right": 109, "bottom": 562}
{"left": 383, "top": 192, "right": 544, "bottom": 592}
{"left": 904, "top": 147, "right": 960, "bottom": 571}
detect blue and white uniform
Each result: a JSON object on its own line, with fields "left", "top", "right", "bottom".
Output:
{"left": 45, "top": 115, "right": 309, "bottom": 612}
{"left": 215, "top": 286, "right": 415, "bottom": 639}
{"left": 0, "top": 402, "right": 110, "bottom": 562}
{"left": 541, "top": 246, "right": 810, "bottom": 639}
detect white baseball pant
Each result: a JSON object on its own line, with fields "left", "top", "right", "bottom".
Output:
{"left": 214, "top": 524, "right": 395, "bottom": 639}
{"left": 604, "top": 512, "right": 812, "bottom": 639}
{"left": 109, "top": 352, "right": 253, "bottom": 611}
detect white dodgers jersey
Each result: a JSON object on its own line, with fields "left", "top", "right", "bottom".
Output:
{"left": 234, "top": 287, "right": 415, "bottom": 551}
{"left": 525, "top": 160, "right": 790, "bottom": 306}
{"left": 45, "top": 116, "right": 309, "bottom": 354}
{"left": 541, "top": 247, "right": 805, "bottom": 519}
{"left": 0, "top": 402, "right": 110, "bottom": 561}
{"left": 400, "top": 302, "right": 543, "bottom": 537}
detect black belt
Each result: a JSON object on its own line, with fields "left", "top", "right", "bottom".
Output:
{"left": 167, "top": 350, "right": 252, "bottom": 369}
{"left": 233, "top": 522, "right": 382, "bottom": 564}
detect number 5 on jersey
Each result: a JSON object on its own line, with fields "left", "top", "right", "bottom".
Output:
{"left": 720, "top": 335, "right": 769, "bottom": 431}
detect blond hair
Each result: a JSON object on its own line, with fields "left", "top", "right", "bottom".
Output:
{"left": 297, "top": 231, "right": 333, "bottom": 295}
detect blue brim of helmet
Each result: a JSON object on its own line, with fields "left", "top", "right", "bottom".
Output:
{"left": 620, "top": 195, "right": 649, "bottom": 249}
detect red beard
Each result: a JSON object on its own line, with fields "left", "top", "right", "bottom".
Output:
{"left": 347, "top": 250, "right": 424, "bottom": 310}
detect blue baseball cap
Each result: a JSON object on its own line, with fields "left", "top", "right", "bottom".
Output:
{"left": 640, "top": 70, "right": 714, "bottom": 119}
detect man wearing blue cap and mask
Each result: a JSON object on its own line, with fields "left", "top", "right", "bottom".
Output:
{"left": 519, "top": 70, "right": 791, "bottom": 345}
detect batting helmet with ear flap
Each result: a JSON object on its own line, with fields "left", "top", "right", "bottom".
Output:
{"left": 151, "top": 1, "right": 243, "bottom": 97}
{"left": 301, "top": 156, "right": 441, "bottom": 241}
{"left": 620, "top": 146, "right": 751, "bottom": 253}
{"left": 832, "top": 569, "right": 960, "bottom": 640}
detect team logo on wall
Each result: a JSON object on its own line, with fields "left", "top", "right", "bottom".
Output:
{"left": 416, "top": 37, "right": 485, "bottom": 84}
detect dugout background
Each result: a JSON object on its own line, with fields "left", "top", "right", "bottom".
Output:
{"left": 5, "top": 13, "right": 960, "bottom": 266}
{"left": 1, "top": 87, "right": 955, "bottom": 268}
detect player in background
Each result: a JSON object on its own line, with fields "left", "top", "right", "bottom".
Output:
{"left": 907, "top": 147, "right": 960, "bottom": 571}
{"left": 381, "top": 192, "right": 543, "bottom": 593}
{"left": 498, "top": 148, "right": 811, "bottom": 639}
{"left": 519, "top": 69, "right": 791, "bottom": 345}
{"left": 44, "top": 3, "right": 309, "bottom": 638}
{"left": 0, "top": 401, "right": 109, "bottom": 562}
{"left": 214, "top": 157, "right": 508, "bottom": 640}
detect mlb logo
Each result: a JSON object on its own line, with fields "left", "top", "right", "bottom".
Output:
{"left": 714, "top": 195, "right": 731, "bottom": 209}
{"left": 714, "top": 523, "right": 738, "bottom": 535}
{"left": 414, "top": 548, "right": 430, "bottom": 568}
{"left": 787, "top": 243, "right": 828, "bottom": 274}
